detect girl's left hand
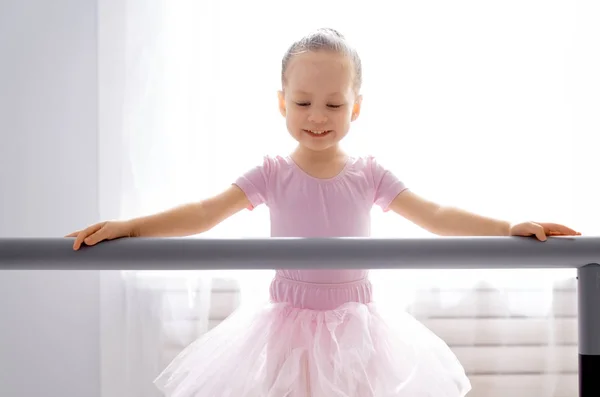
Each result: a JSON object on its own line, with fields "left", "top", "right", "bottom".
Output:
{"left": 510, "top": 222, "right": 581, "bottom": 241}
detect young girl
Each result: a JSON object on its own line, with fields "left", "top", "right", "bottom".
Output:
{"left": 68, "top": 28, "right": 579, "bottom": 396}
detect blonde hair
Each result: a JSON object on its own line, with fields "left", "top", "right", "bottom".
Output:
{"left": 281, "top": 28, "right": 363, "bottom": 92}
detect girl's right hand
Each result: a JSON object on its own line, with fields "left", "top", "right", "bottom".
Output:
{"left": 65, "top": 220, "right": 134, "bottom": 250}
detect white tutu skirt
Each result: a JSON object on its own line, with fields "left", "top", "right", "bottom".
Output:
{"left": 154, "top": 300, "right": 472, "bottom": 397}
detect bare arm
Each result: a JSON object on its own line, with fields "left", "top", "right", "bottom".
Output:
{"left": 67, "top": 184, "right": 251, "bottom": 249}
{"left": 387, "top": 190, "right": 511, "bottom": 236}
{"left": 130, "top": 184, "right": 250, "bottom": 237}
{"left": 387, "top": 190, "right": 580, "bottom": 240}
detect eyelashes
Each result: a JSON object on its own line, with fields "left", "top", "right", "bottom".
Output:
{"left": 295, "top": 102, "right": 343, "bottom": 109}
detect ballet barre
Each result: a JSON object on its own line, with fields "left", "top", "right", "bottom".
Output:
{"left": 0, "top": 236, "right": 599, "bottom": 396}
{"left": 0, "top": 236, "right": 598, "bottom": 269}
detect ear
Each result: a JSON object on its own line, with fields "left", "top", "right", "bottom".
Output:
{"left": 277, "top": 90, "right": 286, "bottom": 117}
{"left": 351, "top": 94, "right": 362, "bottom": 121}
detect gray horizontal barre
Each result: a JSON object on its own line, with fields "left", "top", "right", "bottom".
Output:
{"left": 0, "top": 236, "right": 598, "bottom": 270}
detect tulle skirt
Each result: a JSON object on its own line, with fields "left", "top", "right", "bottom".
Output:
{"left": 154, "top": 299, "right": 472, "bottom": 397}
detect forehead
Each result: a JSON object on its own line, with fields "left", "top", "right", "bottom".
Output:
{"left": 284, "top": 51, "right": 353, "bottom": 95}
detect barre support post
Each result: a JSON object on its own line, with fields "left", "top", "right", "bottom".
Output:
{"left": 578, "top": 263, "right": 600, "bottom": 397}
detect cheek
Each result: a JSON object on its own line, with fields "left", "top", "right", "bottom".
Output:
{"left": 334, "top": 109, "right": 353, "bottom": 125}
{"left": 285, "top": 111, "right": 300, "bottom": 133}
{"left": 286, "top": 108, "right": 304, "bottom": 124}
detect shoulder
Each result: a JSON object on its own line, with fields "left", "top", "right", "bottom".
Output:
{"left": 254, "top": 154, "right": 293, "bottom": 175}
{"left": 240, "top": 154, "right": 292, "bottom": 174}
{"left": 348, "top": 154, "right": 387, "bottom": 167}
{"left": 347, "top": 155, "right": 392, "bottom": 179}
{"left": 234, "top": 155, "right": 292, "bottom": 209}
{"left": 235, "top": 155, "right": 295, "bottom": 190}
{"left": 348, "top": 155, "right": 407, "bottom": 210}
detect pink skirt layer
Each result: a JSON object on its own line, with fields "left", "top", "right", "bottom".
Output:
{"left": 154, "top": 271, "right": 472, "bottom": 397}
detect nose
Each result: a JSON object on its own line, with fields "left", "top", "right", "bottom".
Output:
{"left": 308, "top": 111, "right": 327, "bottom": 124}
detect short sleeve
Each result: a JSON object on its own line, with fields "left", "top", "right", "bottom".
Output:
{"left": 233, "top": 156, "right": 273, "bottom": 210}
{"left": 368, "top": 156, "right": 408, "bottom": 211}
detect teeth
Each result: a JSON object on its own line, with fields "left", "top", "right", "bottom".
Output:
{"left": 309, "top": 130, "right": 327, "bottom": 135}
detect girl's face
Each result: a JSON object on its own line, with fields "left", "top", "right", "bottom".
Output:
{"left": 278, "top": 51, "right": 362, "bottom": 153}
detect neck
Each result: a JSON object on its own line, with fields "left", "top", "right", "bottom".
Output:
{"left": 292, "top": 144, "right": 345, "bottom": 163}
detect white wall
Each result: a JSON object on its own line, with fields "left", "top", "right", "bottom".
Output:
{"left": 0, "top": 1, "right": 101, "bottom": 396}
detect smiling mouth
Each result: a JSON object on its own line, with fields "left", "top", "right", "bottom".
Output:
{"left": 303, "top": 129, "right": 332, "bottom": 137}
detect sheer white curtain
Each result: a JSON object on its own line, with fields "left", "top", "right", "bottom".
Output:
{"left": 98, "top": 1, "right": 599, "bottom": 396}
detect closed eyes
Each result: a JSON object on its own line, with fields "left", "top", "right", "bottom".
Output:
{"left": 295, "top": 102, "right": 343, "bottom": 109}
